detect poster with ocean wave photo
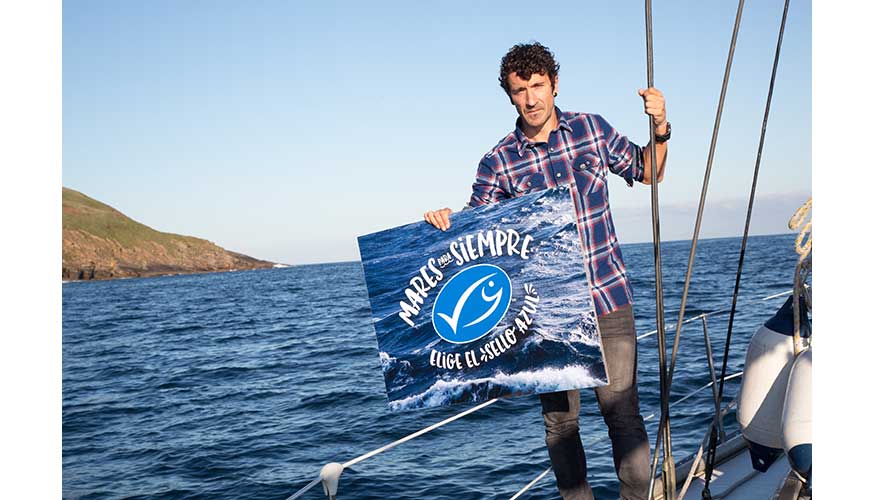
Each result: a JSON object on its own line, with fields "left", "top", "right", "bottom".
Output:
{"left": 357, "top": 184, "right": 607, "bottom": 411}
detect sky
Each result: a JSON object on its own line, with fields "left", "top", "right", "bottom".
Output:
{"left": 62, "top": 0, "right": 812, "bottom": 265}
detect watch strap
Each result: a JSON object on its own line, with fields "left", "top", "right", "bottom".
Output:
{"left": 655, "top": 121, "right": 671, "bottom": 143}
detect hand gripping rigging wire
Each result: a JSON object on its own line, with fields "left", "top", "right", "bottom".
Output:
{"left": 641, "top": 1, "right": 676, "bottom": 498}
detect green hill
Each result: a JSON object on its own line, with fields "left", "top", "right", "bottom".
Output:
{"left": 62, "top": 187, "right": 273, "bottom": 280}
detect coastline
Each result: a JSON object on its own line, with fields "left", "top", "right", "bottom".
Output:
{"left": 61, "top": 262, "right": 285, "bottom": 283}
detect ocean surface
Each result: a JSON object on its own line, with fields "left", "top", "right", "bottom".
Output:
{"left": 63, "top": 233, "right": 803, "bottom": 499}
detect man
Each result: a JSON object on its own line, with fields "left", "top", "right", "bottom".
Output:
{"left": 424, "top": 42, "right": 669, "bottom": 500}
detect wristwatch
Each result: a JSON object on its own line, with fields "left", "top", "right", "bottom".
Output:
{"left": 655, "top": 121, "right": 671, "bottom": 143}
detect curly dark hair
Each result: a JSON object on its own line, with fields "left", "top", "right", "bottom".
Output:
{"left": 499, "top": 42, "right": 560, "bottom": 94}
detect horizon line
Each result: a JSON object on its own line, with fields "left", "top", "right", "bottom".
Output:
{"left": 281, "top": 231, "right": 796, "bottom": 268}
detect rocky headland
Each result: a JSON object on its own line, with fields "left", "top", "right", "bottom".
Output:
{"left": 62, "top": 187, "right": 274, "bottom": 280}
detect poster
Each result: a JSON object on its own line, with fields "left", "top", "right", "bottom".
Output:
{"left": 357, "top": 184, "right": 607, "bottom": 410}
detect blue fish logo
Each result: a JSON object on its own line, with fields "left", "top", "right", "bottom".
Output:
{"left": 432, "top": 264, "right": 512, "bottom": 344}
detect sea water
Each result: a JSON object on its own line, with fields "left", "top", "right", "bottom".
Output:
{"left": 63, "top": 233, "right": 801, "bottom": 499}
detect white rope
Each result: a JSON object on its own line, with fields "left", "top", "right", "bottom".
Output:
{"left": 677, "top": 425, "right": 713, "bottom": 500}
{"left": 788, "top": 198, "right": 811, "bottom": 261}
{"left": 792, "top": 260, "right": 811, "bottom": 355}
{"left": 789, "top": 198, "right": 812, "bottom": 355}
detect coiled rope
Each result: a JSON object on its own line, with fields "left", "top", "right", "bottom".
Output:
{"left": 790, "top": 197, "right": 812, "bottom": 354}
{"left": 789, "top": 198, "right": 811, "bottom": 261}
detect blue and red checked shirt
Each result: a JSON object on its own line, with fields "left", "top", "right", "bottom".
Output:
{"left": 467, "top": 107, "right": 645, "bottom": 317}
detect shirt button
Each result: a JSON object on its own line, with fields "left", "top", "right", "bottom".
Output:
{"left": 556, "top": 172, "right": 563, "bottom": 178}
{"left": 527, "top": 181, "right": 532, "bottom": 186}
{"left": 549, "top": 147, "right": 554, "bottom": 152}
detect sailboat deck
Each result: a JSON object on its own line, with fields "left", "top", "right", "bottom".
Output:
{"left": 658, "top": 433, "right": 806, "bottom": 500}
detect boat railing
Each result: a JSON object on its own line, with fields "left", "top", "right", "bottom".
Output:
{"left": 286, "top": 289, "right": 793, "bottom": 500}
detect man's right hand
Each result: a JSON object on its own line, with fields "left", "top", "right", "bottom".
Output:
{"left": 424, "top": 208, "right": 452, "bottom": 231}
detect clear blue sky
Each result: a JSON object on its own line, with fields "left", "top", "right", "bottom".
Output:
{"left": 63, "top": 0, "right": 811, "bottom": 265}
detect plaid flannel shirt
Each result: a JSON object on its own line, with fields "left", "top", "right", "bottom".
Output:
{"left": 468, "top": 107, "right": 644, "bottom": 317}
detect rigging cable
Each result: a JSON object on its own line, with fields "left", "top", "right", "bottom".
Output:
{"left": 701, "top": 0, "right": 792, "bottom": 498}
{"left": 642, "top": 1, "right": 675, "bottom": 499}
{"left": 648, "top": 1, "right": 747, "bottom": 498}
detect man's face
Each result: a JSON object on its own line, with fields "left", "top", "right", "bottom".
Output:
{"left": 507, "top": 71, "right": 557, "bottom": 132}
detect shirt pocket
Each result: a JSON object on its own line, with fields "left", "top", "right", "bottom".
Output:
{"left": 510, "top": 171, "right": 547, "bottom": 196}
{"left": 570, "top": 153, "right": 608, "bottom": 209}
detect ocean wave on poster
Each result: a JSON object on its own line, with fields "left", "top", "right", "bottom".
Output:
{"left": 518, "top": 256, "right": 587, "bottom": 281}
{"left": 379, "top": 351, "right": 412, "bottom": 370}
{"left": 380, "top": 352, "right": 415, "bottom": 389}
{"left": 520, "top": 315, "right": 601, "bottom": 354}
{"left": 411, "top": 338, "right": 442, "bottom": 355}
{"left": 388, "top": 364, "right": 605, "bottom": 410}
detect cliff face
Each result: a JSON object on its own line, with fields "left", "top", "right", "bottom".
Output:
{"left": 62, "top": 188, "right": 273, "bottom": 280}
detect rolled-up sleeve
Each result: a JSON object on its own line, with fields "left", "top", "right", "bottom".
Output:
{"left": 595, "top": 114, "right": 644, "bottom": 187}
{"left": 468, "top": 154, "right": 508, "bottom": 208}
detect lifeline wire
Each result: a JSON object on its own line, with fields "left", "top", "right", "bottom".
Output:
{"left": 285, "top": 399, "right": 500, "bottom": 500}
{"left": 702, "top": 0, "right": 791, "bottom": 498}
{"left": 642, "top": 1, "right": 675, "bottom": 499}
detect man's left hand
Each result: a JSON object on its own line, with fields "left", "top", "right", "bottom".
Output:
{"left": 638, "top": 87, "right": 667, "bottom": 134}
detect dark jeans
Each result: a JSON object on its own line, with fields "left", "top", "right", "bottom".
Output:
{"left": 539, "top": 304, "right": 651, "bottom": 500}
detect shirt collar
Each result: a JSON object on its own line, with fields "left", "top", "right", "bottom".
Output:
{"left": 513, "top": 106, "right": 572, "bottom": 157}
